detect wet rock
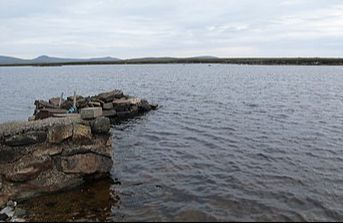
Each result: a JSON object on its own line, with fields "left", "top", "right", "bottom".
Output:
{"left": 150, "top": 103, "right": 159, "bottom": 110}
{"left": 72, "top": 124, "right": 92, "bottom": 145}
{"left": 96, "top": 90, "right": 123, "bottom": 102}
{"left": 4, "top": 132, "right": 47, "bottom": 147}
{"left": 91, "top": 117, "right": 111, "bottom": 135}
{"left": 116, "top": 111, "right": 131, "bottom": 119}
{"left": 139, "top": 99, "right": 152, "bottom": 112}
{"left": 80, "top": 107, "right": 103, "bottom": 120}
{"left": 60, "top": 154, "right": 112, "bottom": 175}
{"left": 48, "top": 124, "right": 73, "bottom": 144}
{"left": 130, "top": 105, "right": 139, "bottom": 115}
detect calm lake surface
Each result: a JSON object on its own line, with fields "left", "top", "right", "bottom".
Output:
{"left": 1, "top": 64, "right": 343, "bottom": 221}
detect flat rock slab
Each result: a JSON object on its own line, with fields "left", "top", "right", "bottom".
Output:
{"left": 80, "top": 107, "right": 103, "bottom": 120}
{"left": 0, "top": 116, "right": 82, "bottom": 139}
{"left": 4, "top": 132, "right": 47, "bottom": 147}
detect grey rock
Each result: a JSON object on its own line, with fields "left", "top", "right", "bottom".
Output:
{"left": 91, "top": 117, "right": 111, "bottom": 134}
{"left": 80, "top": 107, "right": 102, "bottom": 120}
{"left": 96, "top": 90, "right": 123, "bottom": 102}
{"left": 102, "top": 103, "right": 113, "bottom": 110}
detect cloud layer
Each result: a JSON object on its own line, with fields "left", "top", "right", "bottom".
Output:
{"left": 1, "top": 0, "right": 342, "bottom": 58}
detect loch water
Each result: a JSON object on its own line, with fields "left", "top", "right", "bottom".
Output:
{"left": 1, "top": 64, "right": 343, "bottom": 221}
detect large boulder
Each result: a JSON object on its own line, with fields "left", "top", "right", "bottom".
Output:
{"left": 91, "top": 117, "right": 111, "bottom": 134}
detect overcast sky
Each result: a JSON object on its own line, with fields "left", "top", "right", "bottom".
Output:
{"left": 1, "top": 0, "right": 343, "bottom": 59}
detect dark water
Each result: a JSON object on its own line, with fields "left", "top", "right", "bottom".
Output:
{"left": 1, "top": 64, "right": 343, "bottom": 221}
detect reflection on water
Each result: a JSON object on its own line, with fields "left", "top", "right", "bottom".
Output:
{"left": 1, "top": 64, "right": 343, "bottom": 221}
{"left": 19, "top": 179, "right": 116, "bottom": 222}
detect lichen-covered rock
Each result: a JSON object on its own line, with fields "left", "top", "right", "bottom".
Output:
{"left": 91, "top": 117, "right": 111, "bottom": 135}
{"left": 72, "top": 124, "right": 92, "bottom": 144}
{"left": 47, "top": 124, "right": 73, "bottom": 144}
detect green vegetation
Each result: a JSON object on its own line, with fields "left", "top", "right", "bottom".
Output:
{"left": 1, "top": 57, "right": 343, "bottom": 67}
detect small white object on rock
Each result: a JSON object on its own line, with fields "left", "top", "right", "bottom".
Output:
{"left": 80, "top": 107, "right": 103, "bottom": 120}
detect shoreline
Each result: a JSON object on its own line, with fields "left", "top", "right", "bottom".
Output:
{"left": 1, "top": 58, "right": 343, "bottom": 67}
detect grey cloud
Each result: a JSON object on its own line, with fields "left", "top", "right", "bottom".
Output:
{"left": 0, "top": 0, "right": 342, "bottom": 58}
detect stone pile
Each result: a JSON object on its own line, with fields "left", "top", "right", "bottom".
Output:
{"left": 33, "top": 90, "right": 158, "bottom": 121}
{"left": 0, "top": 115, "right": 113, "bottom": 210}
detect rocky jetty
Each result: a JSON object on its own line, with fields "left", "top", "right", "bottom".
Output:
{"left": 0, "top": 90, "right": 158, "bottom": 214}
{"left": 32, "top": 90, "right": 158, "bottom": 122}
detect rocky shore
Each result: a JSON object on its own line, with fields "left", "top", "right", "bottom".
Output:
{"left": 0, "top": 90, "right": 157, "bottom": 221}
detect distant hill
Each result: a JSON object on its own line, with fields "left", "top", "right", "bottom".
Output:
{"left": 0, "top": 55, "right": 121, "bottom": 65}
{"left": 1, "top": 55, "right": 343, "bottom": 66}
{"left": 0, "top": 56, "right": 28, "bottom": 64}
